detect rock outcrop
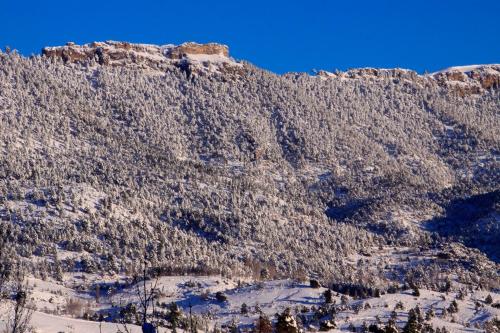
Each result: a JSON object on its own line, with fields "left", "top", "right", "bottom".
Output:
{"left": 43, "top": 41, "right": 165, "bottom": 66}
{"left": 166, "top": 42, "right": 229, "bottom": 59}
{"left": 42, "top": 41, "right": 499, "bottom": 95}
{"left": 42, "top": 41, "right": 239, "bottom": 74}
{"left": 317, "top": 64, "right": 500, "bottom": 96}
{"left": 431, "top": 65, "right": 500, "bottom": 95}
{"left": 317, "top": 68, "right": 419, "bottom": 80}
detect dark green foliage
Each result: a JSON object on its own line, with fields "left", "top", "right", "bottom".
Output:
{"left": 323, "top": 289, "right": 333, "bottom": 304}
{"left": 369, "top": 324, "right": 385, "bottom": 333}
{"left": 384, "top": 318, "right": 399, "bottom": 333}
{"left": 331, "top": 283, "right": 381, "bottom": 299}
{"left": 276, "top": 308, "right": 298, "bottom": 333}
{"left": 254, "top": 314, "right": 273, "bottom": 333}
{"left": 319, "top": 319, "right": 336, "bottom": 331}
{"left": 310, "top": 279, "right": 321, "bottom": 288}
{"left": 425, "top": 308, "right": 434, "bottom": 321}
{"left": 228, "top": 318, "right": 238, "bottom": 333}
{"left": 403, "top": 306, "right": 424, "bottom": 333}
{"left": 447, "top": 300, "right": 459, "bottom": 314}
{"left": 395, "top": 301, "right": 405, "bottom": 311}
{"left": 120, "top": 303, "right": 139, "bottom": 324}
{"left": 167, "top": 302, "right": 182, "bottom": 331}
{"left": 441, "top": 280, "right": 452, "bottom": 293}
{"left": 215, "top": 291, "right": 228, "bottom": 302}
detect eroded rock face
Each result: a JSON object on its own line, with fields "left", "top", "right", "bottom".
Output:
{"left": 42, "top": 41, "right": 499, "bottom": 95}
{"left": 317, "top": 68, "right": 422, "bottom": 84}
{"left": 431, "top": 65, "right": 500, "bottom": 95}
{"left": 345, "top": 68, "right": 419, "bottom": 80}
{"left": 317, "top": 65, "right": 500, "bottom": 96}
{"left": 42, "top": 41, "right": 237, "bottom": 74}
{"left": 477, "top": 71, "right": 500, "bottom": 89}
{"left": 42, "top": 41, "right": 161, "bottom": 66}
{"left": 166, "top": 42, "right": 229, "bottom": 59}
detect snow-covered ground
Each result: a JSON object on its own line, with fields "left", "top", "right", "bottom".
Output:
{"left": 430, "top": 64, "right": 500, "bottom": 75}
{"left": 1, "top": 274, "right": 498, "bottom": 332}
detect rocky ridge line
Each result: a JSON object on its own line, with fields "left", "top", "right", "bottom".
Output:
{"left": 318, "top": 65, "right": 500, "bottom": 96}
{"left": 42, "top": 41, "right": 239, "bottom": 74}
{"left": 41, "top": 41, "right": 499, "bottom": 95}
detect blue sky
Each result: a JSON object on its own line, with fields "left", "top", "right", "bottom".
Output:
{"left": 1, "top": 0, "right": 499, "bottom": 73}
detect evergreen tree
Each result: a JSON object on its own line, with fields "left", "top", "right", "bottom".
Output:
{"left": 412, "top": 286, "right": 420, "bottom": 297}
{"left": 229, "top": 318, "right": 238, "bottom": 333}
{"left": 403, "top": 307, "right": 423, "bottom": 333}
{"left": 425, "top": 308, "right": 434, "bottom": 321}
{"left": 254, "top": 314, "right": 273, "bottom": 333}
{"left": 447, "top": 300, "right": 458, "bottom": 314}
{"left": 324, "top": 289, "right": 333, "bottom": 304}
{"left": 167, "top": 302, "right": 182, "bottom": 333}
{"left": 276, "top": 308, "right": 299, "bottom": 333}
{"left": 384, "top": 318, "right": 399, "bottom": 333}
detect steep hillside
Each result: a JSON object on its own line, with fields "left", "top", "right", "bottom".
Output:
{"left": 0, "top": 42, "right": 498, "bottom": 289}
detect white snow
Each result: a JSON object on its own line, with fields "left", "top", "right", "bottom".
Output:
{"left": 1, "top": 274, "right": 497, "bottom": 332}
{"left": 431, "top": 64, "right": 500, "bottom": 75}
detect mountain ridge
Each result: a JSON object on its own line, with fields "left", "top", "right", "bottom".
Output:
{"left": 0, "top": 44, "right": 498, "bottom": 287}
{"left": 38, "top": 41, "right": 500, "bottom": 97}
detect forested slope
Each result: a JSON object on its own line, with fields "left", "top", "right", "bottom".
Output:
{"left": 0, "top": 43, "right": 498, "bottom": 289}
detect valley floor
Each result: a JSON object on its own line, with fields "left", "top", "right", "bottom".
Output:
{"left": 1, "top": 274, "right": 498, "bottom": 333}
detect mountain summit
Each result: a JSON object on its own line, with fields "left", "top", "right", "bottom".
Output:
{"left": 41, "top": 41, "right": 500, "bottom": 96}
{"left": 42, "top": 41, "right": 240, "bottom": 73}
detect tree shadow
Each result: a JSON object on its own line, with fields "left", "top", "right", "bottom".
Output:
{"left": 424, "top": 190, "right": 499, "bottom": 262}
{"left": 324, "top": 198, "right": 372, "bottom": 221}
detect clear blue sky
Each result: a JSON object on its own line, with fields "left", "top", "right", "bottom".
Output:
{"left": 2, "top": 0, "right": 499, "bottom": 73}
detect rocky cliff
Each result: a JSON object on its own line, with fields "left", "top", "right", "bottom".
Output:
{"left": 42, "top": 41, "right": 500, "bottom": 96}
{"left": 319, "top": 65, "right": 500, "bottom": 96}
{"left": 42, "top": 41, "right": 239, "bottom": 73}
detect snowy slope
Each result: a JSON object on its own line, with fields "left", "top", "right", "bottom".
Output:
{"left": 3, "top": 275, "right": 497, "bottom": 333}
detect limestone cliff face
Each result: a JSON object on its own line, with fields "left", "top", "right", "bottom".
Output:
{"left": 431, "top": 65, "right": 500, "bottom": 95}
{"left": 317, "top": 65, "right": 500, "bottom": 96}
{"left": 43, "top": 41, "right": 165, "bottom": 66}
{"left": 42, "top": 41, "right": 237, "bottom": 73}
{"left": 42, "top": 41, "right": 499, "bottom": 95}
{"left": 166, "top": 42, "right": 229, "bottom": 59}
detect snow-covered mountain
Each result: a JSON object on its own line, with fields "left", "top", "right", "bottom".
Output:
{"left": 0, "top": 41, "right": 498, "bottom": 332}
